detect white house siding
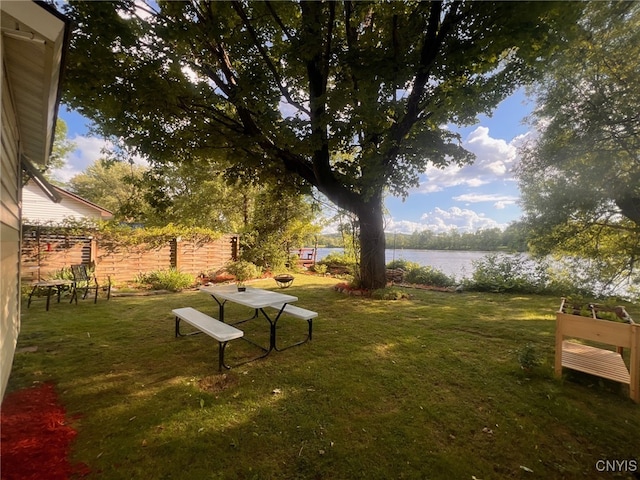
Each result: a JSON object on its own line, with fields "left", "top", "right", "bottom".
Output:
{"left": 22, "top": 181, "right": 111, "bottom": 225}
{"left": 0, "top": 56, "right": 22, "bottom": 399}
{"left": 1, "top": 1, "right": 68, "bottom": 399}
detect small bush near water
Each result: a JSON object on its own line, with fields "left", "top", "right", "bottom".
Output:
{"left": 404, "top": 265, "right": 455, "bottom": 287}
{"left": 135, "top": 269, "right": 194, "bottom": 291}
{"left": 462, "top": 254, "right": 608, "bottom": 297}
{"left": 317, "top": 252, "right": 355, "bottom": 271}
{"left": 386, "top": 259, "right": 455, "bottom": 287}
{"left": 464, "top": 254, "right": 536, "bottom": 293}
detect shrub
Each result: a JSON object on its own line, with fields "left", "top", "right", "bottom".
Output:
{"left": 517, "top": 343, "right": 543, "bottom": 370}
{"left": 51, "top": 267, "right": 74, "bottom": 281}
{"left": 386, "top": 259, "right": 420, "bottom": 271}
{"left": 225, "top": 260, "right": 262, "bottom": 284}
{"left": 318, "top": 252, "right": 355, "bottom": 267}
{"left": 317, "top": 252, "right": 355, "bottom": 276}
{"left": 466, "top": 254, "right": 526, "bottom": 293}
{"left": 371, "top": 287, "right": 411, "bottom": 300}
{"left": 313, "top": 264, "right": 328, "bottom": 275}
{"left": 404, "top": 265, "right": 455, "bottom": 287}
{"left": 385, "top": 260, "right": 454, "bottom": 287}
{"left": 137, "top": 269, "right": 194, "bottom": 291}
{"left": 463, "top": 254, "right": 603, "bottom": 296}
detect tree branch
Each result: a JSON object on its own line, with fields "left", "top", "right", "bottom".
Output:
{"left": 264, "top": 1, "right": 294, "bottom": 41}
{"left": 182, "top": 6, "right": 237, "bottom": 100}
{"left": 381, "top": 2, "right": 462, "bottom": 170}
{"left": 231, "top": 1, "right": 311, "bottom": 117}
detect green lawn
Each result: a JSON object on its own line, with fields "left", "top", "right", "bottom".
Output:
{"left": 9, "top": 275, "right": 639, "bottom": 479}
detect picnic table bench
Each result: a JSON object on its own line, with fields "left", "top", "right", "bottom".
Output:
{"left": 173, "top": 307, "right": 244, "bottom": 371}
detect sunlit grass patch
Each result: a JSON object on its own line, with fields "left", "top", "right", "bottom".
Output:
{"left": 8, "top": 274, "right": 639, "bottom": 479}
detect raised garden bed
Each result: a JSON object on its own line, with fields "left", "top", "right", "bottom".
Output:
{"left": 554, "top": 297, "right": 639, "bottom": 403}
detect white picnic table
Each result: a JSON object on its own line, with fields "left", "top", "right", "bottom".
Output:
{"left": 199, "top": 285, "right": 298, "bottom": 354}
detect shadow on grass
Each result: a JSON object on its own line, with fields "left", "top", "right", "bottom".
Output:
{"left": 9, "top": 275, "right": 640, "bottom": 479}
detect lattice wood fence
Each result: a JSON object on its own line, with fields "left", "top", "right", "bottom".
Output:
{"left": 21, "top": 229, "right": 238, "bottom": 283}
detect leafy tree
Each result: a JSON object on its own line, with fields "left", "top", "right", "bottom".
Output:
{"left": 44, "top": 119, "right": 76, "bottom": 184}
{"left": 141, "top": 160, "right": 249, "bottom": 231}
{"left": 62, "top": 0, "right": 582, "bottom": 289}
{"left": 240, "top": 183, "right": 321, "bottom": 271}
{"left": 68, "top": 159, "right": 150, "bottom": 222}
{"left": 517, "top": 2, "right": 640, "bottom": 285}
{"left": 142, "top": 159, "right": 320, "bottom": 263}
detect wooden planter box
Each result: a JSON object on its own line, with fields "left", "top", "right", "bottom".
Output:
{"left": 555, "top": 304, "right": 639, "bottom": 403}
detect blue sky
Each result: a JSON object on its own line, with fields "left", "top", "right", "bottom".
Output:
{"left": 54, "top": 88, "right": 533, "bottom": 234}
{"left": 384, "top": 89, "right": 533, "bottom": 233}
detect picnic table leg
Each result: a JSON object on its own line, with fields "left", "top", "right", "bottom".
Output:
{"left": 209, "top": 295, "right": 225, "bottom": 322}
{"left": 258, "top": 305, "right": 287, "bottom": 352}
{"left": 218, "top": 341, "right": 231, "bottom": 371}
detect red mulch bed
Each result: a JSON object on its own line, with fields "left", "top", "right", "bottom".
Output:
{"left": 1, "top": 383, "right": 90, "bottom": 480}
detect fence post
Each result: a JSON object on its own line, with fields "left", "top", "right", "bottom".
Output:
{"left": 173, "top": 237, "right": 182, "bottom": 271}
{"left": 90, "top": 236, "right": 97, "bottom": 264}
{"left": 230, "top": 235, "right": 238, "bottom": 261}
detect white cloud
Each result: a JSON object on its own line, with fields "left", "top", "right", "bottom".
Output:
{"left": 419, "top": 207, "right": 507, "bottom": 233}
{"left": 494, "top": 201, "right": 511, "bottom": 210}
{"left": 50, "top": 135, "right": 148, "bottom": 184}
{"left": 417, "top": 126, "right": 530, "bottom": 193}
{"left": 382, "top": 206, "right": 508, "bottom": 234}
{"left": 452, "top": 193, "right": 519, "bottom": 210}
{"left": 50, "top": 135, "right": 110, "bottom": 183}
{"left": 384, "top": 218, "right": 430, "bottom": 234}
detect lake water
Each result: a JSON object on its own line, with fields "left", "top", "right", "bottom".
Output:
{"left": 316, "top": 248, "right": 636, "bottom": 299}
{"left": 316, "top": 248, "right": 498, "bottom": 281}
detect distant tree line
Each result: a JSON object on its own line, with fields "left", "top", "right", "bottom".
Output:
{"left": 317, "top": 222, "right": 528, "bottom": 252}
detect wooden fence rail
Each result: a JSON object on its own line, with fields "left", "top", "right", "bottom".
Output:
{"left": 21, "top": 231, "right": 239, "bottom": 284}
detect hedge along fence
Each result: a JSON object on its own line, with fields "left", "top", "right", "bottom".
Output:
{"left": 21, "top": 224, "right": 239, "bottom": 284}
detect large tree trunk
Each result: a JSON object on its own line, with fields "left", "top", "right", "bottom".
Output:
{"left": 615, "top": 195, "right": 640, "bottom": 227}
{"left": 356, "top": 197, "right": 387, "bottom": 290}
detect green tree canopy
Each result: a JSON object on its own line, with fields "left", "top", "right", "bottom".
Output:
{"left": 142, "top": 158, "right": 321, "bottom": 267}
{"left": 141, "top": 160, "right": 248, "bottom": 231}
{"left": 62, "top": 0, "right": 582, "bottom": 288}
{"left": 68, "top": 159, "right": 150, "bottom": 222}
{"left": 517, "top": 1, "right": 640, "bottom": 286}
{"left": 44, "top": 119, "right": 76, "bottom": 184}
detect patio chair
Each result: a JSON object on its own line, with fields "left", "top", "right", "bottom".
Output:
{"left": 70, "top": 264, "right": 111, "bottom": 304}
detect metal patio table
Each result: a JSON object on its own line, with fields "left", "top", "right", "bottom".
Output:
{"left": 27, "top": 279, "right": 74, "bottom": 311}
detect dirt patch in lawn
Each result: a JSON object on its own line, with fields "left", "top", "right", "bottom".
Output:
{"left": 197, "top": 373, "right": 239, "bottom": 394}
